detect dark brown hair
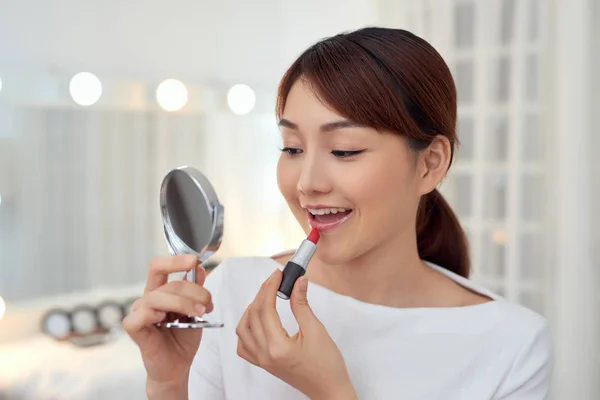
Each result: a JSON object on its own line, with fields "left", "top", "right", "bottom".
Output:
{"left": 276, "top": 27, "right": 470, "bottom": 278}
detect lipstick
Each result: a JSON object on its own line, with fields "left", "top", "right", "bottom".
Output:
{"left": 277, "top": 228, "right": 320, "bottom": 300}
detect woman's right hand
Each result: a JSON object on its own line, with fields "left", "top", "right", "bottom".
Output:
{"left": 123, "top": 254, "right": 214, "bottom": 392}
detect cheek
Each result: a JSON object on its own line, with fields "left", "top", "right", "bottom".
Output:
{"left": 276, "top": 157, "right": 298, "bottom": 202}
{"left": 277, "top": 157, "right": 311, "bottom": 233}
{"left": 353, "top": 156, "right": 420, "bottom": 222}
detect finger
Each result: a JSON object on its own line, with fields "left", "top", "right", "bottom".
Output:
{"left": 130, "top": 298, "right": 142, "bottom": 313}
{"left": 157, "top": 280, "right": 213, "bottom": 312}
{"left": 235, "top": 305, "right": 259, "bottom": 357}
{"left": 249, "top": 281, "right": 270, "bottom": 351}
{"left": 290, "top": 276, "right": 320, "bottom": 332}
{"left": 145, "top": 255, "right": 198, "bottom": 292}
{"left": 236, "top": 338, "right": 259, "bottom": 367}
{"left": 258, "top": 270, "right": 289, "bottom": 343}
{"left": 141, "top": 290, "right": 206, "bottom": 317}
{"left": 122, "top": 308, "right": 166, "bottom": 338}
{"left": 195, "top": 265, "right": 207, "bottom": 286}
{"left": 186, "top": 265, "right": 207, "bottom": 286}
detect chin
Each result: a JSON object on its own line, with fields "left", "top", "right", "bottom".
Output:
{"left": 313, "top": 240, "right": 361, "bottom": 266}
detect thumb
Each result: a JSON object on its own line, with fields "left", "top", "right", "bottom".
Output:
{"left": 290, "top": 277, "right": 320, "bottom": 331}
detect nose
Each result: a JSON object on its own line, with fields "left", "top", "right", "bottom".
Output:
{"left": 297, "top": 155, "right": 332, "bottom": 196}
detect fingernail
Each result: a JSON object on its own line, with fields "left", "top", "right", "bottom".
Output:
{"left": 195, "top": 304, "right": 206, "bottom": 316}
{"left": 298, "top": 277, "right": 308, "bottom": 291}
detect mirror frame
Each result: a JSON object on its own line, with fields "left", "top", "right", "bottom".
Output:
{"left": 159, "top": 166, "right": 224, "bottom": 263}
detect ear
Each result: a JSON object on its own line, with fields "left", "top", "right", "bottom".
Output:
{"left": 416, "top": 135, "right": 452, "bottom": 195}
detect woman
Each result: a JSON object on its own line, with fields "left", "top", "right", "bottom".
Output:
{"left": 123, "top": 27, "right": 553, "bottom": 399}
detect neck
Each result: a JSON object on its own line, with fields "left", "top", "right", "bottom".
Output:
{"left": 306, "top": 228, "right": 430, "bottom": 307}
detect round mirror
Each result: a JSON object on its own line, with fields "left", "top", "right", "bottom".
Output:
{"left": 157, "top": 166, "right": 224, "bottom": 329}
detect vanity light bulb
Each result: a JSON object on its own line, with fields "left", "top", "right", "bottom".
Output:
{"left": 227, "top": 84, "right": 256, "bottom": 115}
{"left": 69, "top": 72, "right": 102, "bottom": 106}
{"left": 156, "top": 79, "right": 188, "bottom": 112}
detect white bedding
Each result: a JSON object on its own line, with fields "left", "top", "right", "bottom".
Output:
{"left": 0, "top": 330, "right": 147, "bottom": 400}
{"left": 0, "top": 282, "right": 149, "bottom": 400}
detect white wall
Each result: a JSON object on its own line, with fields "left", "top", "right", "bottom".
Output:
{"left": 592, "top": 0, "right": 600, "bottom": 269}
{"left": 548, "top": 0, "right": 599, "bottom": 398}
{"left": 0, "top": 0, "right": 379, "bottom": 87}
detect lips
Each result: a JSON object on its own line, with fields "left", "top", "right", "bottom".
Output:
{"left": 306, "top": 208, "right": 354, "bottom": 232}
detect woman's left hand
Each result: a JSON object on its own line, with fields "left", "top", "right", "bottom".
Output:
{"left": 236, "top": 269, "right": 357, "bottom": 400}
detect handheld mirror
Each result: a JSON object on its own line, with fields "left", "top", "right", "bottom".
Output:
{"left": 156, "top": 166, "right": 224, "bottom": 329}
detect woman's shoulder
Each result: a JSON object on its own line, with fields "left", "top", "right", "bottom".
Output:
{"left": 427, "top": 262, "right": 548, "bottom": 332}
{"left": 462, "top": 285, "right": 552, "bottom": 369}
{"left": 490, "top": 298, "right": 550, "bottom": 343}
{"left": 427, "top": 262, "right": 551, "bottom": 359}
{"left": 460, "top": 280, "right": 549, "bottom": 344}
{"left": 484, "top": 299, "right": 553, "bottom": 395}
{"left": 433, "top": 267, "right": 553, "bottom": 388}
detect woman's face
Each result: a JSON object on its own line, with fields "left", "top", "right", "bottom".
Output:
{"left": 277, "top": 79, "right": 429, "bottom": 265}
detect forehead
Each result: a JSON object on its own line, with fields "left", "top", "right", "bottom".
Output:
{"left": 281, "top": 79, "right": 345, "bottom": 127}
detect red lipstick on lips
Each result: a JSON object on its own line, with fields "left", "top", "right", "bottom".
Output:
{"left": 306, "top": 205, "right": 354, "bottom": 232}
{"left": 277, "top": 227, "right": 320, "bottom": 300}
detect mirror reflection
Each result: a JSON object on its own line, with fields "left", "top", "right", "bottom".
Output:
{"left": 165, "top": 170, "right": 214, "bottom": 254}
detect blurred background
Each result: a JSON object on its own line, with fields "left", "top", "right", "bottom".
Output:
{"left": 0, "top": 0, "right": 597, "bottom": 399}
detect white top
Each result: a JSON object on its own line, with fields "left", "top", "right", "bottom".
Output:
{"left": 189, "top": 257, "right": 553, "bottom": 399}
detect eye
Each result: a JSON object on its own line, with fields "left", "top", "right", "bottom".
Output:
{"left": 331, "top": 149, "right": 365, "bottom": 158}
{"left": 280, "top": 147, "right": 303, "bottom": 155}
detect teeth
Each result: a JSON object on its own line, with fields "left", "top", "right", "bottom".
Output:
{"left": 307, "top": 207, "right": 348, "bottom": 215}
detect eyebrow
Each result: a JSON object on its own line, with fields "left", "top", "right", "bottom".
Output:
{"left": 278, "top": 118, "right": 366, "bottom": 132}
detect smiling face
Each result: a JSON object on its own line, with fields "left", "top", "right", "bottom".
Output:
{"left": 277, "top": 79, "right": 426, "bottom": 265}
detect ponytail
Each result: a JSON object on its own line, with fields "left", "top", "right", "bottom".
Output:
{"left": 416, "top": 189, "right": 470, "bottom": 278}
